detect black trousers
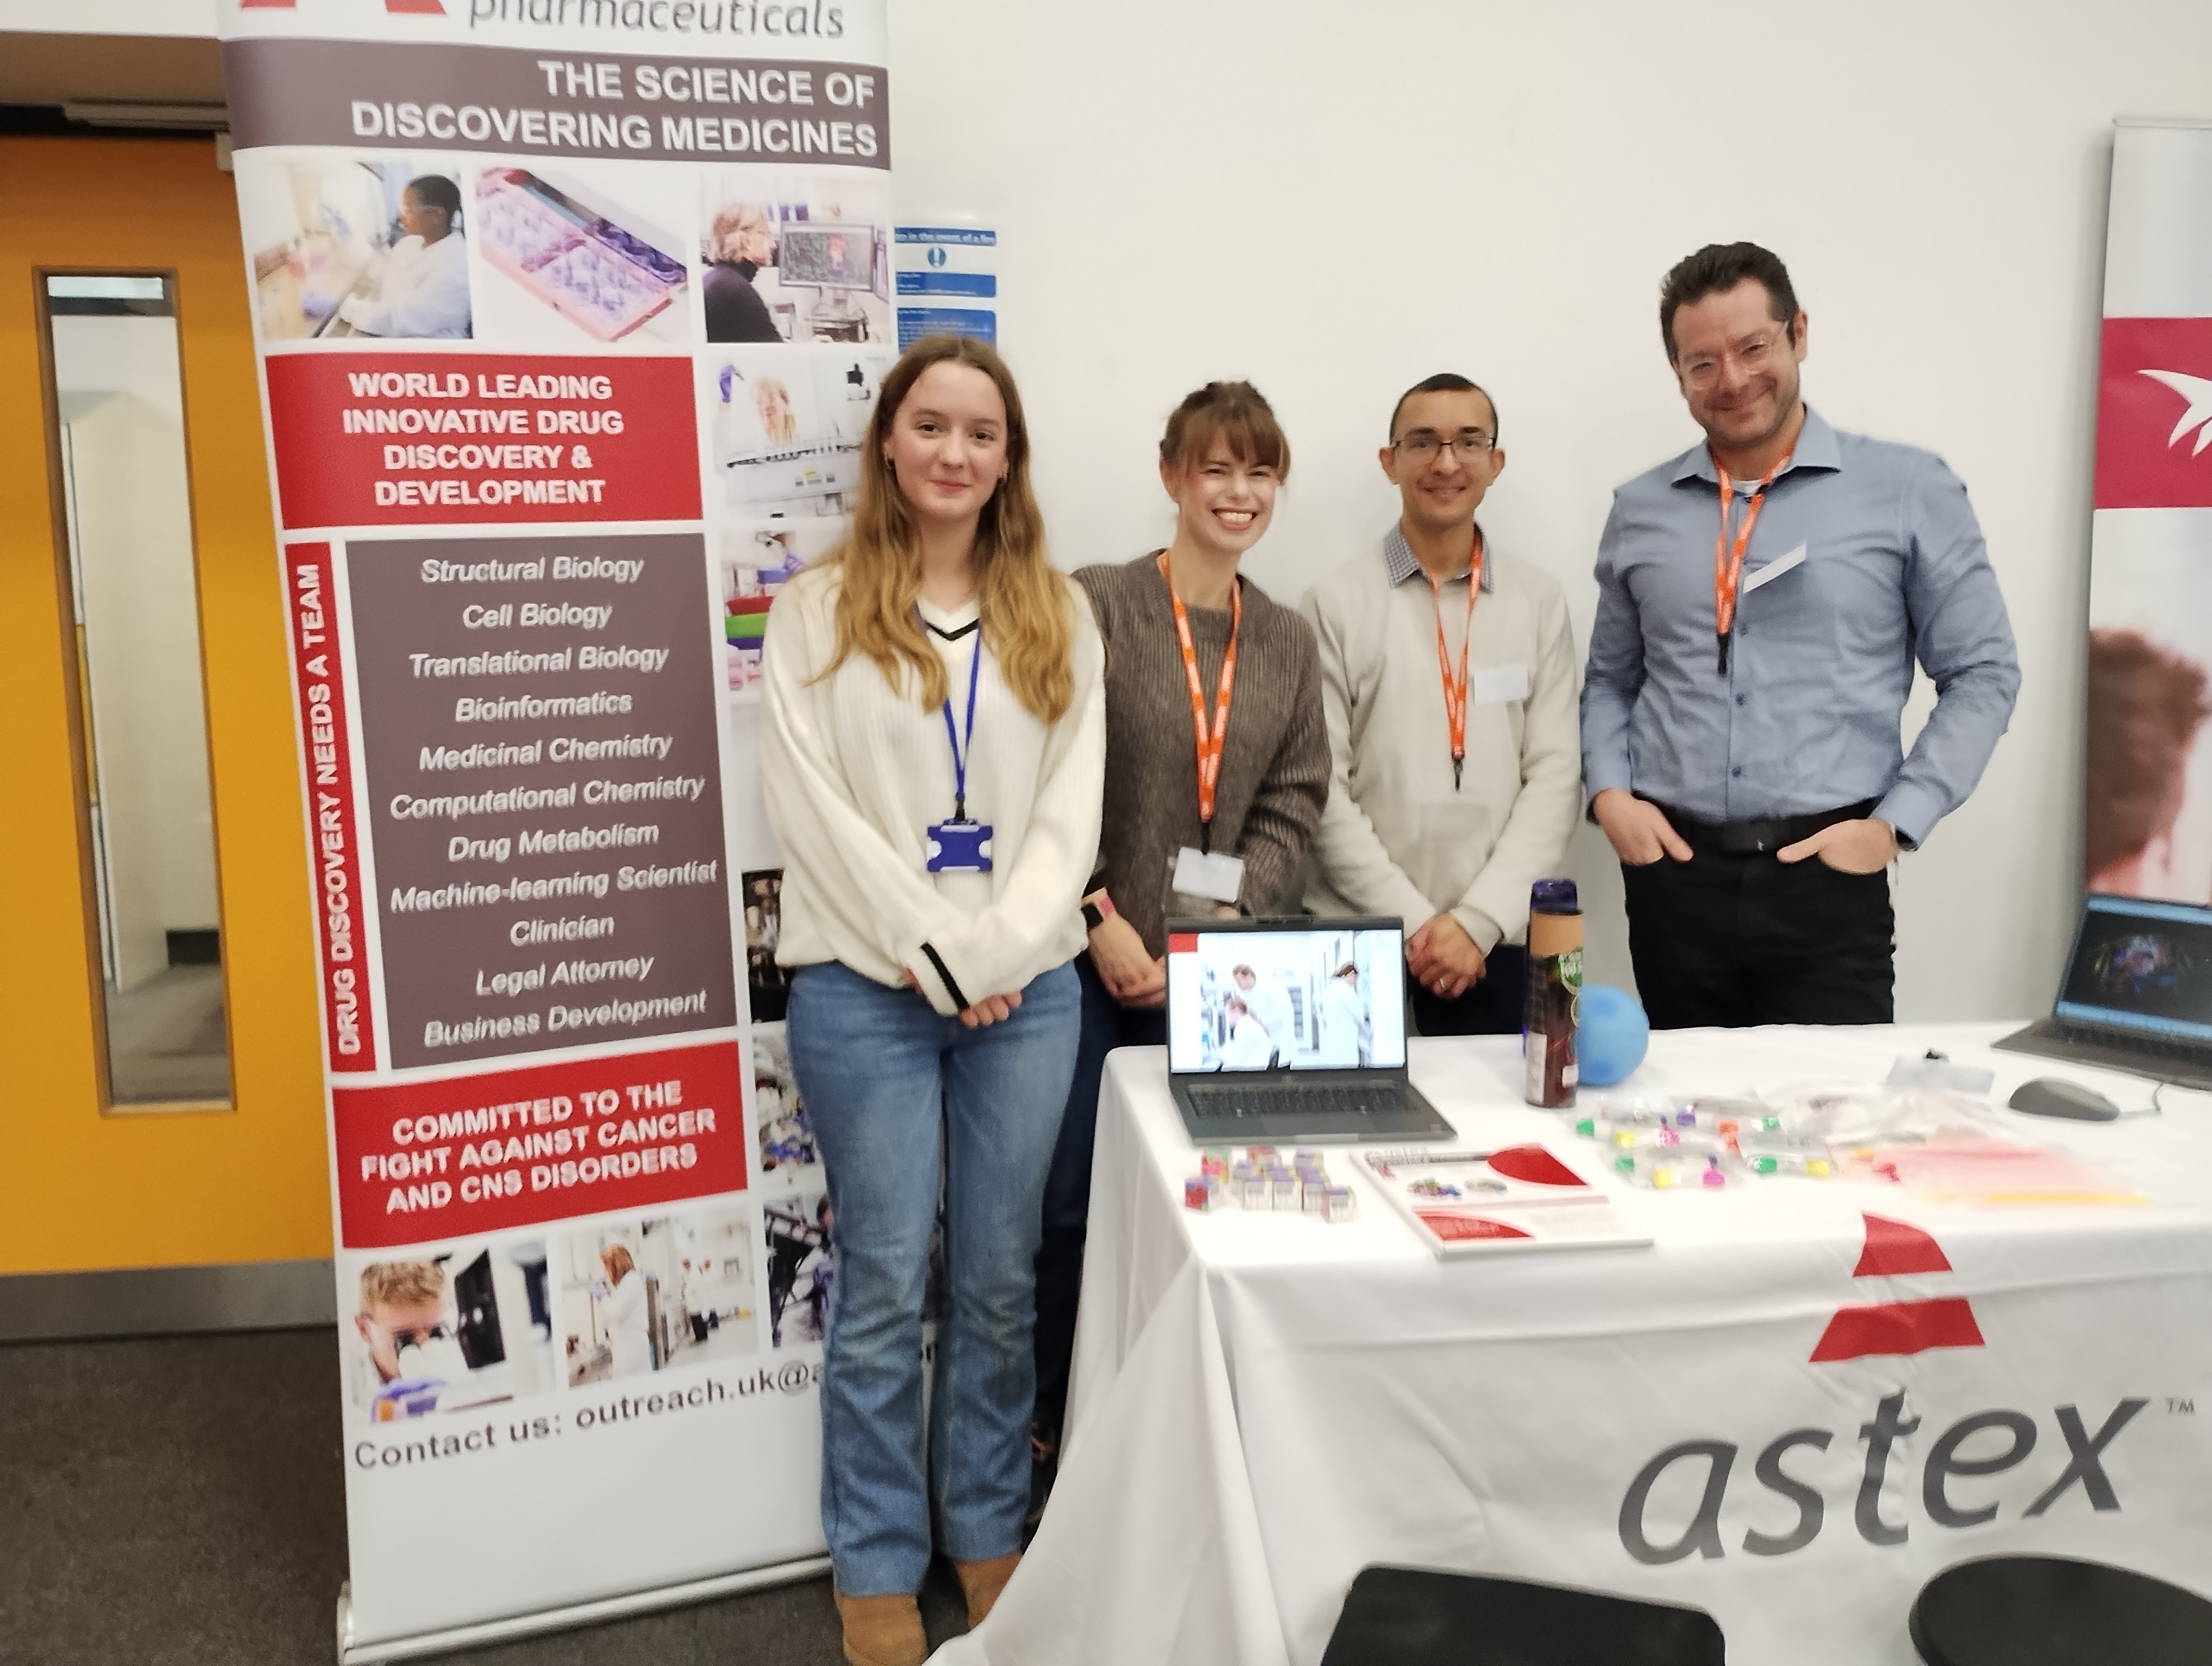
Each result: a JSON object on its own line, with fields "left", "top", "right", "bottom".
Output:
{"left": 1032, "top": 952, "right": 1166, "bottom": 1443}
{"left": 1410, "top": 944, "right": 1528, "bottom": 1037}
{"left": 1621, "top": 849, "right": 1894, "bottom": 1029}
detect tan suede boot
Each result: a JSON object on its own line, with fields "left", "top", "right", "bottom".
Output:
{"left": 954, "top": 1552, "right": 1022, "bottom": 1628}
{"left": 833, "top": 1590, "right": 925, "bottom": 1666}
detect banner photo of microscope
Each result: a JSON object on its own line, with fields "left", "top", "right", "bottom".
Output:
{"left": 342, "top": 1236, "right": 559, "bottom": 1423}
{"left": 218, "top": 1, "right": 891, "bottom": 1655}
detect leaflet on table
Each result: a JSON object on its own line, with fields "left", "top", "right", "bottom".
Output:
{"left": 1356, "top": 1146, "right": 1651, "bottom": 1257}
{"left": 223, "top": 0, "right": 892, "bottom": 1651}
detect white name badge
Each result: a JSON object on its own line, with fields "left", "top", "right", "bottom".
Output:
{"left": 1472, "top": 662, "right": 1530, "bottom": 706}
{"left": 1740, "top": 543, "right": 1806, "bottom": 595}
{"left": 1172, "top": 845, "right": 1246, "bottom": 906}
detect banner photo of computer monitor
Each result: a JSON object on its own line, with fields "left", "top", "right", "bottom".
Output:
{"left": 216, "top": 3, "right": 889, "bottom": 1656}
{"left": 2086, "top": 121, "right": 2212, "bottom": 906}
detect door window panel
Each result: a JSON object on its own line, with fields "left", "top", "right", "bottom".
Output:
{"left": 43, "top": 272, "right": 233, "bottom": 1109}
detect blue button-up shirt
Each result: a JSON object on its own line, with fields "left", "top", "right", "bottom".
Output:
{"left": 1580, "top": 407, "right": 2020, "bottom": 848}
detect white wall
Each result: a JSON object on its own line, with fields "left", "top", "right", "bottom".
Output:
{"left": 885, "top": 0, "right": 2212, "bottom": 1020}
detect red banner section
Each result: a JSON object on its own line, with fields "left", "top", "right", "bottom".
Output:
{"left": 332, "top": 1039, "right": 745, "bottom": 1249}
{"left": 2095, "top": 317, "right": 2212, "bottom": 509}
{"left": 263, "top": 351, "right": 702, "bottom": 530}
{"left": 286, "top": 542, "right": 379, "bottom": 1072}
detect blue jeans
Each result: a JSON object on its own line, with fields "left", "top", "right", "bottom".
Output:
{"left": 787, "top": 958, "right": 1082, "bottom": 1597}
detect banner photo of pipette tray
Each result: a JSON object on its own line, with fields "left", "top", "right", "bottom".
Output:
{"left": 218, "top": 2, "right": 891, "bottom": 1654}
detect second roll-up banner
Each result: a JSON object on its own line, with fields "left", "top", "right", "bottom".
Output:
{"left": 216, "top": 2, "right": 891, "bottom": 1656}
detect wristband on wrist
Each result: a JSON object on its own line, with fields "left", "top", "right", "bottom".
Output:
{"left": 1081, "top": 889, "right": 1116, "bottom": 931}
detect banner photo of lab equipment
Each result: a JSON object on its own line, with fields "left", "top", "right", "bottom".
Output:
{"left": 2086, "top": 121, "right": 2212, "bottom": 907}
{"left": 217, "top": 1, "right": 890, "bottom": 1655}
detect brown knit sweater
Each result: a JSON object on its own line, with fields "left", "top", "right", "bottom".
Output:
{"left": 1075, "top": 554, "right": 1330, "bottom": 958}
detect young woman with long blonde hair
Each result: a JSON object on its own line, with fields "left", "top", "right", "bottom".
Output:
{"left": 760, "top": 334, "right": 1104, "bottom": 1666}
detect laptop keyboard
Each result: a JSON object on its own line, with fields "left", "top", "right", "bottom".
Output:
{"left": 2056, "top": 1021, "right": 2212, "bottom": 1065}
{"left": 1183, "top": 1082, "right": 1407, "bottom": 1122}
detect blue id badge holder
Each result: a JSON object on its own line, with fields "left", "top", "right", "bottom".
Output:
{"left": 927, "top": 819, "right": 993, "bottom": 873}
{"left": 924, "top": 624, "right": 992, "bottom": 874}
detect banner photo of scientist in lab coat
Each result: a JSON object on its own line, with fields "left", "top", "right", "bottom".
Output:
{"left": 557, "top": 1207, "right": 761, "bottom": 1387}
{"left": 216, "top": 1, "right": 892, "bottom": 1656}
{"left": 238, "top": 156, "right": 474, "bottom": 342}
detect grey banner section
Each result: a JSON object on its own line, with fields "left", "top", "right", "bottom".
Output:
{"left": 222, "top": 36, "right": 888, "bottom": 168}
{"left": 0, "top": 1260, "right": 336, "bottom": 1342}
{"left": 347, "top": 530, "right": 740, "bottom": 1070}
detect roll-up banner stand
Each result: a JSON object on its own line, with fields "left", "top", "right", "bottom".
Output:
{"left": 215, "top": 4, "right": 891, "bottom": 1656}
{"left": 2087, "top": 119, "right": 2212, "bottom": 907}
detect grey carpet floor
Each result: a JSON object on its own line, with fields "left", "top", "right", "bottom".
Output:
{"left": 0, "top": 1328, "right": 972, "bottom": 1665}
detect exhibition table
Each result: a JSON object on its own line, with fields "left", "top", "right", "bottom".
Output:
{"left": 935, "top": 1023, "right": 2212, "bottom": 1666}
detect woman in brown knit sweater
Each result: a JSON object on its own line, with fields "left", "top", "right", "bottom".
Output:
{"left": 1030, "top": 382, "right": 1330, "bottom": 1464}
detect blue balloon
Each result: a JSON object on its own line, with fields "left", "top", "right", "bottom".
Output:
{"left": 1577, "top": 984, "right": 1650, "bottom": 1087}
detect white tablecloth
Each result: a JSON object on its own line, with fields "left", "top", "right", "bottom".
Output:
{"left": 933, "top": 1023, "right": 2212, "bottom": 1666}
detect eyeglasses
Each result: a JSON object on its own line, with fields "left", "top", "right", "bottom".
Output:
{"left": 1392, "top": 430, "right": 1495, "bottom": 460}
{"left": 376, "top": 1321, "right": 452, "bottom": 1350}
{"left": 1679, "top": 333, "right": 1783, "bottom": 390}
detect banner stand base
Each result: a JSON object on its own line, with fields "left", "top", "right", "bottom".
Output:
{"left": 335, "top": 1556, "right": 835, "bottom": 1664}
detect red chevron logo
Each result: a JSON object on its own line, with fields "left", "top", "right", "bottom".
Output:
{"left": 1809, "top": 1214, "right": 1985, "bottom": 1362}
{"left": 240, "top": 1, "right": 447, "bottom": 11}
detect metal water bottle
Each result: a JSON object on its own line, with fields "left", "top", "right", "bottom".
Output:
{"left": 1523, "top": 879, "right": 1583, "bottom": 1108}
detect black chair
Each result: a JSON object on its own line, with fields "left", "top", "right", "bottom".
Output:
{"left": 1319, "top": 1565, "right": 1725, "bottom": 1666}
{"left": 1910, "top": 1555, "right": 2212, "bottom": 1665}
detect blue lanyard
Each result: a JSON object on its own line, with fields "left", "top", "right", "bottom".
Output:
{"left": 938, "top": 623, "right": 982, "bottom": 822}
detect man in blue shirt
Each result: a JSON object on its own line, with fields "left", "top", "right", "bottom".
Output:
{"left": 1583, "top": 243, "right": 2020, "bottom": 1027}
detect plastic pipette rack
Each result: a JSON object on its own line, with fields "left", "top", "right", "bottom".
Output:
{"left": 475, "top": 168, "right": 688, "bottom": 342}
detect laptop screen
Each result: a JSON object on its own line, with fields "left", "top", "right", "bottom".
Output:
{"left": 1166, "top": 924, "right": 1407, "bottom": 1073}
{"left": 2055, "top": 895, "right": 2212, "bottom": 1045}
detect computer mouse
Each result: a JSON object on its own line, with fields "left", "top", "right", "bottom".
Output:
{"left": 2008, "top": 1078, "right": 2121, "bottom": 1122}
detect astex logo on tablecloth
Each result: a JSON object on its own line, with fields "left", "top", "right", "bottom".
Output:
{"left": 1810, "top": 1212, "right": 1983, "bottom": 1362}
{"left": 1616, "top": 1214, "right": 2157, "bottom": 1565}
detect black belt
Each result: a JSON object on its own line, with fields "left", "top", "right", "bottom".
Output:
{"left": 1650, "top": 798, "right": 1879, "bottom": 857}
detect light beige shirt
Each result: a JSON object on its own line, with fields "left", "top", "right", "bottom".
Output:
{"left": 1300, "top": 528, "right": 1583, "bottom": 951}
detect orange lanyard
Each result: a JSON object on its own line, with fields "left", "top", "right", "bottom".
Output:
{"left": 1713, "top": 453, "right": 1789, "bottom": 674}
{"left": 1160, "top": 552, "right": 1240, "bottom": 839}
{"left": 1425, "top": 529, "right": 1484, "bottom": 791}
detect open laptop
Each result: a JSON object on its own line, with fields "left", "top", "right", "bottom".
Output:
{"left": 1165, "top": 916, "right": 1454, "bottom": 1143}
{"left": 1994, "top": 893, "right": 2212, "bottom": 1089}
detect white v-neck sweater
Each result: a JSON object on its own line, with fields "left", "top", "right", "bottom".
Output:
{"left": 759, "top": 562, "right": 1106, "bottom": 1016}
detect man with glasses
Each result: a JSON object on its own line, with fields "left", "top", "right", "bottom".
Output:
{"left": 1583, "top": 242, "right": 2020, "bottom": 1027}
{"left": 1302, "top": 374, "right": 1581, "bottom": 1034}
